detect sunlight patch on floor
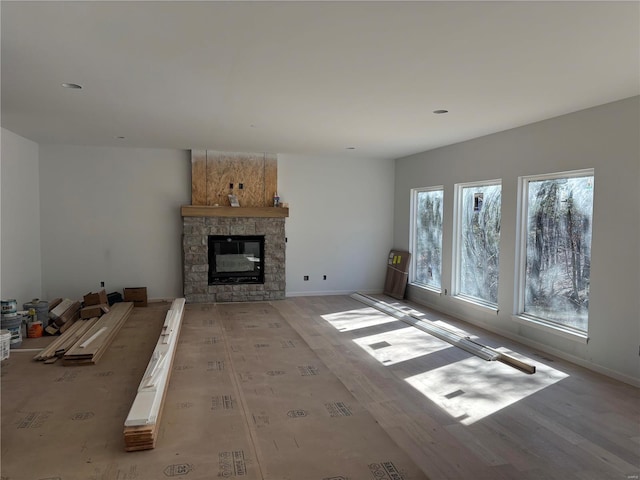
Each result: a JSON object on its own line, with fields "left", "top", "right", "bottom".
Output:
{"left": 405, "top": 348, "right": 569, "bottom": 425}
{"left": 321, "top": 307, "right": 398, "bottom": 332}
{"left": 352, "top": 327, "right": 452, "bottom": 366}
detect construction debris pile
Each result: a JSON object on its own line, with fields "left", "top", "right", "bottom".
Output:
{"left": 32, "top": 288, "right": 140, "bottom": 365}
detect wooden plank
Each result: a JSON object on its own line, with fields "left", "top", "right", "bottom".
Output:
{"left": 54, "top": 301, "right": 81, "bottom": 326}
{"left": 180, "top": 205, "right": 288, "bottom": 218}
{"left": 124, "top": 298, "right": 185, "bottom": 451}
{"left": 34, "top": 319, "right": 97, "bottom": 361}
{"left": 55, "top": 318, "right": 98, "bottom": 356}
{"left": 49, "top": 299, "right": 75, "bottom": 320}
{"left": 59, "top": 317, "right": 77, "bottom": 334}
{"left": 79, "top": 327, "right": 108, "bottom": 348}
{"left": 63, "top": 303, "right": 133, "bottom": 365}
{"left": 191, "top": 150, "right": 207, "bottom": 205}
{"left": 48, "top": 298, "right": 63, "bottom": 311}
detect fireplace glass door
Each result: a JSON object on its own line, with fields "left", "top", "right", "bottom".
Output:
{"left": 208, "top": 235, "right": 265, "bottom": 285}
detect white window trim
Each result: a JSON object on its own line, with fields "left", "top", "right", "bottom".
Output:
{"left": 452, "top": 179, "right": 501, "bottom": 307}
{"left": 409, "top": 185, "right": 444, "bottom": 292}
{"left": 451, "top": 293, "right": 499, "bottom": 314}
{"left": 514, "top": 168, "right": 594, "bottom": 336}
{"left": 511, "top": 314, "right": 589, "bottom": 343}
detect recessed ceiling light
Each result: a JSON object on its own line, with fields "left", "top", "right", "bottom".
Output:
{"left": 62, "top": 83, "right": 82, "bottom": 89}
{"left": 345, "top": 146, "right": 356, "bottom": 150}
{"left": 114, "top": 136, "right": 126, "bottom": 140}
{"left": 433, "top": 109, "right": 449, "bottom": 114}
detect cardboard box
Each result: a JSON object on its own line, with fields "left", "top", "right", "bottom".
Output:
{"left": 80, "top": 304, "right": 110, "bottom": 319}
{"left": 123, "top": 287, "right": 147, "bottom": 307}
{"left": 83, "top": 289, "right": 108, "bottom": 306}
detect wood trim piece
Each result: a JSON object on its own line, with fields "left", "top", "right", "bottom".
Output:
{"left": 34, "top": 318, "right": 99, "bottom": 361}
{"left": 63, "top": 303, "right": 133, "bottom": 365}
{"left": 123, "top": 298, "right": 185, "bottom": 451}
{"left": 181, "top": 205, "right": 289, "bottom": 218}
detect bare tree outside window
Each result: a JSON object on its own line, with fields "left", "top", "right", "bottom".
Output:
{"left": 413, "top": 189, "right": 443, "bottom": 290}
{"left": 457, "top": 183, "right": 501, "bottom": 305}
{"left": 523, "top": 174, "right": 594, "bottom": 332}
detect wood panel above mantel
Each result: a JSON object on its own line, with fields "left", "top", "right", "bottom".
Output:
{"left": 191, "top": 150, "right": 277, "bottom": 207}
{"left": 181, "top": 205, "right": 289, "bottom": 218}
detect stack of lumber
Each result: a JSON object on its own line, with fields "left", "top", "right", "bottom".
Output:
{"left": 123, "top": 298, "right": 185, "bottom": 451}
{"left": 46, "top": 298, "right": 82, "bottom": 335}
{"left": 33, "top": 318, "right": 99, "bottom": 363}
{"left": 62, "top": 302, "right": 134, "bottom": 366}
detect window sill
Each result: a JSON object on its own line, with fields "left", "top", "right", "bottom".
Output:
{"left": 409, "top": 282, "right": 442, "bottom": 295}
{"left": 511, "top": 314, "right": 589, "bottom": 344}
{"left": 452, "top": 295, "right": 498, "bottom": 314}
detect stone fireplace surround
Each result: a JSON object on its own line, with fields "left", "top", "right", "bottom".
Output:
{"left": 182, "top": 215, "right": 286, "bottom": 303}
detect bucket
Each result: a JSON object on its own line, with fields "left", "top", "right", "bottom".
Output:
{"left": 0, "top": 314, "right": 23, "bottom": 348}
{"left": 23, "top": 299, "right": 49, "bottom": 328}
{"left": 1, "top": 299, "right": 18, "bottom": 317}
{"left": 26, "top": 309, "right": 43, "bottom": 338}
{"left": 27, "top": 321, "right": 43, "bottom": 338}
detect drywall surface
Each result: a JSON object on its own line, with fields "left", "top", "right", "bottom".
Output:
{"left": 39, "top": 145, "right": 190, "bottom": 301}
{"left": 38, "top": 147, "right": 394, "bottom": 301}
{"left": 279, "top": 154, "right": 395, "bottom": 295}
{"left": 1, "top": 128, "right": 42, "bottom": 306}
{"left": 394, "top": 96, "right": 640, "bottom": 384}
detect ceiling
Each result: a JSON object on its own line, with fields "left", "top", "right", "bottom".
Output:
{"left": 2, "top": 1, "right": 638, "bottom": 161}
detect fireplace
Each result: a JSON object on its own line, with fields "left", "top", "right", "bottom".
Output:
{"left": 182, "top": 211, "right": 287, "bottom": 303}
{"left": 208, "top": 235, "right": 265, "bottom": 285}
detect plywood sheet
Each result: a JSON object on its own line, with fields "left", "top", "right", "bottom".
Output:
{"left": 191, "top": 151, "right": 278, "bottom": 207}
{"left": 207, "top": 151, "right": 264, "bottom": 207}
{"left": 263, "top": 153, "right": 278, "bottom": 206}
{"left": 191, "top": 149, "right": 207, "bottom": 205}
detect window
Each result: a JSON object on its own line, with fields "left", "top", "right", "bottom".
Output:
{"left": 411, "top": 187, "right": 444, "bottom": 290}
{"left": 516, "top": 170, "right": 594, "bottom": 334}
{"left": 453, "top": 181, "right": 502, "bottom": 306}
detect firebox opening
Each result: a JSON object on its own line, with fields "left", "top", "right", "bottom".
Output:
{"left": 208, "top": 235, "right": 265, "bottom": 285}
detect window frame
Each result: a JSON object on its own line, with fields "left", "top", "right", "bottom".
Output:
{"left": 452, "top": 179, "right": 502, "bottom": 310}
{"left": 410, "top": 185, "right": 444, "bottom": 292}
{"left": 514, "top": 168, "right": 594, "bottom": 341}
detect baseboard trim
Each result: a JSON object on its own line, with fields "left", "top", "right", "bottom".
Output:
{"left": 286, "top": 289, "right": 383, "bottom": 298}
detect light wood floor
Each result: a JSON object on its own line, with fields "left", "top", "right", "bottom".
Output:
{"left": 273, "top": 295, "right": 640, "bottom": 480}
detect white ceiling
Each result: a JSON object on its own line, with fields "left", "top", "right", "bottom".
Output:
{"left": 2, "top": 1, "right": 638, "bottom": 160}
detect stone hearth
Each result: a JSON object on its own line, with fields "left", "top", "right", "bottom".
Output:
{"left": 183, "top": 216, "right": 286, "bottom": 303}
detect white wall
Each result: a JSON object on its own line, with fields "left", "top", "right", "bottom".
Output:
{"left": 39, "top": 145, "right": 191, "bottom": 301}
{"left": 37, "top": 147, "right": 394, "bottom": 301}
{"left": 279, "top": 154, "right": 395, "bottom": 295}
{"left": 1, "top": 128, "right": 42, "bottom": 307}
{"left": 394, "top": 96, "right": 640, "bottom": 385}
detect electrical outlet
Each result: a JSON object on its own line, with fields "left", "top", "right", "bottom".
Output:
{"left": 323, "top": 275, "right": 327, "bottom": 280}
{"left": 100, "top": 281, "right": 105, "bottom": 288}
{"left": 304, "top": 275, "right": 309, "bottom": 281}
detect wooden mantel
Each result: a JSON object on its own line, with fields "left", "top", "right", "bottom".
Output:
{"left": 181, "top": 205, "right": 289, "bottom": 218}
